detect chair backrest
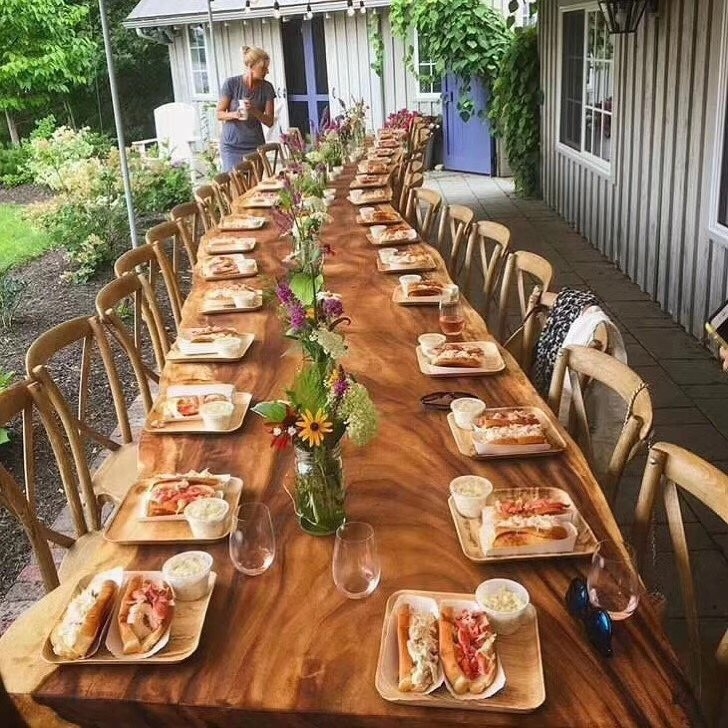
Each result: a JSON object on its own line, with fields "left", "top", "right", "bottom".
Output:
{"left": 212, "top": 172, "right": 233, "bottom": 216}
{"left": 401, "top": 173, "right": 425, "bottom": 217}
{"left": 195, "top": 184, "right": 221, "bottom": 233}
{"left": 282, "top": 127, "right": 304, "bottom": 160}
{"left": 548, "top": 345, "right": 653, "bottom": 500}
{"left": 463, "top": 221, "right": 511, "bottom": 318}
{"left": 633, "top": 442, "right": 728, "bottom": 709}
{"left": 496, "top": 250, "right": 553, "bottom": 342}
{"left": 396, "top": 161, "right": 424, "bottom": 211}
{"left": 0, "top": 379, "right": 91, "bottom": 591}
{"left": 230, "top": 160, "right": 255, "bottom": 198}
{"left": 438, "top": 204, "right": 475, "bottom": 278}
{"left": 406, "top": 186, "right": 442, "bottom": 242}
{"left": 169, "top": 201, "right": 201, "bottom": 266}
{"left": 153, "top": 102, "right": 197, "bottom": 163}
{"left": 244, "top": 153, "right": 263, "bottom": 184}
{"left": 257, "top": 142, "right": 282, "bottom": 177}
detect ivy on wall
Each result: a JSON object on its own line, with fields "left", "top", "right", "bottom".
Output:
{"left": 368, "top": 12, "right": 384, "bottom": 77}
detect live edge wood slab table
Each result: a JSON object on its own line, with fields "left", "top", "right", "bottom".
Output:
{"left": 0, "top": 167, "right": 700, "bottom": 727}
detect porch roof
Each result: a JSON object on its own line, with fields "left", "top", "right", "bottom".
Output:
{"left": 124, "top": 0, "right": 392, "bottom": 28}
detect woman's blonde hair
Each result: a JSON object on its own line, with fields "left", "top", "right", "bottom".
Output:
{"left": 242, "top": 46, "right": 270, "bottom": 68}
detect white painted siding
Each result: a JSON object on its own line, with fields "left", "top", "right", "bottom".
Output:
{"left": 541, "top": 0, "right": 728, "bottom": 338}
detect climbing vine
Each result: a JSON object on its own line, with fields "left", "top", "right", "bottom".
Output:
{"left": 368, "top": 12, "right": 384, "bottom": 77}
{"left": 390, "top": 0, "right": 511, "bottom": 120}
{"left": 489, "top": 26, "right": 540, "bottom": 198}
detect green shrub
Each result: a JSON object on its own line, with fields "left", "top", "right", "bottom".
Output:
{"left": 0, "top": 269, "right": 28, "bottom": 328}
{"left": 0, "top": 145, "right": 32, "bottom": 187}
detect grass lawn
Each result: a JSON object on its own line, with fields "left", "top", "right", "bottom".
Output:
{"left": 0, "top": 204, "right": 52, "bottom": 271}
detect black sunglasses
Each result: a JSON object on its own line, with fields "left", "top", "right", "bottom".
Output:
{"left": 566, "top": 577, "right": 613, "bottom": 657}
{"left": 420, "top": 391, "right": 479, "bottom": 411}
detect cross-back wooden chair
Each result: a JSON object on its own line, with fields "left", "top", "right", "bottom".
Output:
{"left": 100, "top": 269, "right": 171, "bottom": 374}
{"left": 282, "top": 127, "right": 304, "bottom": 161}
{"left": 400, "top": 172, "right": 424, "bottom": 217}
{"left": 406, "top": 187, "right": 442, "bottom": 242}
{"left": 230, "top": 160, "right": 255, "bottom": 198}
{"left": 389, "top": 161, "right": 406, "bottom": 212}
{"left": 26, "top": 315, "right": 152, "bottom": 520}
{"left": 257, "top": 142, "right": 282, "bottom": 177}
{"left": 169, "top": 201, "right": 202, "bottom": 267}
{"left": 397, "top": 161, "right": 424, "bottom": 211}
{"left": 212, "top": 172, "right": 233, "bottom": 216}
{"left": 244, "top": 152, "right": 264, "bottom": 184}
{"left": 463, "top": 221, "right": 511, "bottom": 322}
{"left": 438, "top": 204, "right": 475, "bottom": 278}
{"left": 0, "top": 379, "right": 106, "bottom": 591}
{"left": 548, "top": 345, "right": 653, "bottom": 502}
{"left": 143, "top": 222, "right": 190, "bottom": 307}
{"left": 633, "top": 442, "right": 728, "bottom": 721}
{"left": 495, "top": 250, "right": 553, "bottom": 343}
{"left": 195, "top": 184, "right": 221, "bottom": 233}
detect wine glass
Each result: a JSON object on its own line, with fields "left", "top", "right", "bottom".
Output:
{"left": 229, "top": 502, "right": 276, "bottom": 576}
{"left": 587, "top": 541, "right": 641, "bottom": 621}
{"left": 439, "top": 285, "right": 465, "bottom": 338}
{"left": 332, "top": 521, "right": 381, "bottom": 599}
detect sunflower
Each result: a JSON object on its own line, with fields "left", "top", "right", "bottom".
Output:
{"left": 296, "top": 408, "right": 333, "bottom": 447}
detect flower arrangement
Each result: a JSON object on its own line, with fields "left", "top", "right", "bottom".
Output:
{"left": 281, "top": 130, "right": 307, "bottom": 164}
{"left": 385, "top": 108, "right": 423, "bottom": 132}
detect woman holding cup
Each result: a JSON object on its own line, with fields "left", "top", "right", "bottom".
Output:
{"left": 217, "top": 46, "right": 276, "bottom": 172}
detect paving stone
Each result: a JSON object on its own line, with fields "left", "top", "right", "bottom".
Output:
{"left": 624, "top": 342, "right": 656, "bottom": 367}
{"left": 683, "top": 384, "right": 728, "bottom": 400}
{"left": 0, "top": 599, "right": 37, "bottom": 635}
{"left": 652, "top": 407, "right": 711, "bottom": 427}
{"left": 694, "top": 399, "right": 728, "bottom": 438}
{"left": 589, "top": 280, "right": 653, "bottom": 302}
{"left": 632, "top": 327, "right": 710, "bottom": 360}
{"left": 604, "top": 300, "right": 674, "bottom": 321}
{"left": 659, "top": 359, "right": 727, "bottom": 386}
{"left": 630, "top": 365, "right": 693, "bottom": 408}
{"left": 684, "top": 490, "right": 728, "bottom": 535}
{"left": 652, "top": 424, "right": 728, "bottom": 462}
{"left": 654, "top": 522, "right": 717, "bottom": 552}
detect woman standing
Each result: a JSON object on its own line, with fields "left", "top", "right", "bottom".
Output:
{"left": 217, "top": 46, "right": 276, "bottom": 172}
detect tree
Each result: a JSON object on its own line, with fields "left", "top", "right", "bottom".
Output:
{"left": 0, "top": 0, "right": 96, "bottom": 144}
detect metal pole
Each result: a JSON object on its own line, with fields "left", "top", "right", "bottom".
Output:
{"left": 98, "top": 0, "right": 138, "bottom": 247}
{"left": 206, "top": 0, "right": 220, "bottom": 92}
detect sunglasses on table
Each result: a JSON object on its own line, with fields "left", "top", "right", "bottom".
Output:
{"left": 566, "top": 577, "right": 613, "bottom": 658}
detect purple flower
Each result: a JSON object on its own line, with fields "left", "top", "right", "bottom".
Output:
{"left": 289, "top": 302, "right": 307, "bottom": 333}
{"left": 333, "top": 376, "right": 349, "bottom": 398}
{"left": 322, "top": 296, "right": 344, "bottom": 320}
{"left": 276, "top": 281, "right": 295, "bottom": 306}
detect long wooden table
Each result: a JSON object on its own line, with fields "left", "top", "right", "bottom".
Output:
{"left": 0, "top": 166, "right": 700, "bottom": 726}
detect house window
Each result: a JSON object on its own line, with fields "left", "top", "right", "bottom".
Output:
{"left": 718, "top": 81, "right": 728, "bottom": 227}
{"left": 560, "top": 7, "right": 614, "bottom": 165}
{"left": 188, "top": 25, "right": 211, "bottom": 97}
{"left": 414, "top": 31, "right": 441, "bottom": 99}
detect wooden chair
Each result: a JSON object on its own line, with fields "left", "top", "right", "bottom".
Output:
{"left": 406, "top": 187, "right": 443, "bottom": 243}
{"left": 438, "top": 204, "right": 475, "bottom": 279}
{"left": 212, "top": 172, "right": 233, "bottom": 216}
{"left": 195, "top": 184, "right": 221, "bottom": 233}
{"left": 396, "top": 161, "right": 424, "bottom": 212}
{"left": 244, "top": 152, "right": 263, "bottom": 184}
{"left": 463, "top": 221, "right": 511, "bottom": 319}
{"left": 169, "top": 201, "right": 202, "bottom": 266}
{"left": 0, "top": 379, "right": 105, "bottom": 591}
{"left": 230, "top": 160, "right": 255, "bottom": 198}
{"left": 632, "top": 442, "right": 728, "bottom": 721}
{"left": 495, "top": 250, "right": 553, "bottom": 343}
{"left": 400, "top": 173, "right": 424, "bottom": 217}
{"left": 257, "top": 142, "right": 282, "bottom": 177}
{"left": 548, "top": 345, "right": 653, "bottom": 502}
{"left": 26, "top": 316, "right": 151, "bottom": 520}
{"left": 282, "top": 127, "right": 304, "bottom": 160}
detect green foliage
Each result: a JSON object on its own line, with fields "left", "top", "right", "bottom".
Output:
{"left": 490, "top": 26, "right": 541, "bottom": 198}
{"left": 0, "top": 270, "right": 27, "bottom": 329}
{"left": 368, "top": 12, "right": 384, "bottom": 77}
{"left": 127, "top": 151, "right": 192, "bottom": 215}
{"left": 0, "top": 370, "right": 13, "bottom": 445}
{"left": 0, "top": 145, "right": 31, "bottom": 187}
{"left": 0, "top": 204, "right": 52, "bottom": 270}
{"left": 391, "top": 0, "right": 511, "bottom": 119}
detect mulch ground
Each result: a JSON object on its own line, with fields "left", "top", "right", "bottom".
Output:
{"left": 0, "top": 184, "right": 53, "bottom": 205}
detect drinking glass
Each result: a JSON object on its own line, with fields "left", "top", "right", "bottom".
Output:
{"left": 229, "top": 502, "right": 275, "bottom": 576}
{"left": 587, "top": 541, "right": 641, "bottom": 621}
{"left": 332, "top": 521, "right": 381, "bottom": 599}
{"left": 439, "top": 286, "right": 465, "bottom": 338}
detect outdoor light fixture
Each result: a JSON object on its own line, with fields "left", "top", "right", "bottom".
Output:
{"left": 347, "top": 0, "right": 355, "bottom": 17}
{"left": 359, "top": 0, "right": 366, "bottom": 13}
{"left": 597, "top": 0, "right": 656, "bottom": 34}
{"left": 273, "top": 1, "right": 281, "bottom": 19}
{"left": 306, "top": 2, "right": 313, "bottom": 19}
{"left": 244, "top": 0, "right": 250, "bottom": 11}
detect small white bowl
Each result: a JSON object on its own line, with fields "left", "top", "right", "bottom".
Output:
{"left": 162, "top": 551, "right": 213, "bottom": 601}
{"left": 399, "top": 274, "right": 421, "bottom": 295}
{"left": 360, "top": 206, "right": 375, "bottom": 218}
{"left": 449, "top": 475, "right": 493, "bottom": 519}
{"left": 238, "top": 258, "right": 256, "bottom": 274}
{"left": 450, "top": 397, "right": 486, "bottom": 430}
{"left": 215, "top": 335, "right": 243, "bottom": 358}
{"left": 418, "top": 333, "right": 446, "bottom": 356}
{"left": 371, "top": 224, "right": 387, "bottom": 241}
{"left": 184, "top": 498, "right": 231, "bottom": 540}
{"left": 232, "top": 290, "right": 258, "bottom": 308}
{"left": 475, "top": 578, "right": 530, "bottom": 635}
{"left": 333, "top": 165, "right": 344, "bottom": 176}
{"left": 200, "top": 400, "right": 234, "bottom": 431}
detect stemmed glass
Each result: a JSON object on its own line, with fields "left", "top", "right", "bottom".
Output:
{"left": 332, "top": 522, "right": 381, "bottom": 599}
{"left": 229, "top": 502, "right": 276, "bottom": 576}
{"left": 587, "top": 541, "right": 641, "bottom": 620}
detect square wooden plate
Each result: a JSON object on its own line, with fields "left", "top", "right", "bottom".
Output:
{"left": 347, "top": 188, "right": 393, "bottom": 205}
{"left": 104, "top": 476, "right": 243, "bottom": 544}
{"left": 239, "top": 195, "right": 277, "bottom": 208}
{"left": 416, "top": 342, "right": 505, "bottom": 377}
{"left": 201, "top": 256, "right": 258, "bottom": 281}
{"left": 205, "top": 238, "right": 257, "bottom": 255}
{"left": 448, "top": 494, "right": 599, "bottom": 563}
{"left": 356, "top": 205, "right": 403, "bottom": 226}
{"left": 350, "top": 175, "right": 390, "bottom": 190}
{"left": 375, "top": 589, "right": 545, "bottom": 713}
{"left": 42, "top": 570, "right": 216, "bottom": 665}
{"left": 376, "top": 254, "right": 437, "bottom": 273}
{"left": 447, "top": 408, "right": 566, "bottom": 459}
{"left": 165, "top": 333, "right": 254, "bottom": 363}
{"left": 201, "top": 293, "right": 263, "bottom": 315}
{"left": 391, "top": 286, "right": 446, "bottom": 305}
{"left": 144, "top": 391, "right": 252, "bottom": 434}
{"left": 218, "top": 217, "right": 266, "bottom": 231}
{"left": 367, "top": 228, "right": 419, "bottom": 246}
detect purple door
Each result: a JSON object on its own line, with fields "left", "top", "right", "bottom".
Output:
{"left": 442, "top": 75, "right": 494, "bottom": 175}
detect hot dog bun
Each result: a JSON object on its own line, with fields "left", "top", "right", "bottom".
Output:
{"left": 118, "top": 576, "right": 174, "bottom": 655}
{"left": 396, "top": 604, "right": 439, "bottom": 693}
{"left": 397, "top": 605, "right": 416, "bottom": 691}
{"left": 494, "top": 525, "right": 570, "bottom": 548}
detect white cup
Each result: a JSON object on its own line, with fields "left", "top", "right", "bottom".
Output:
{"left": 360, "top": 206, "right": 375, "bottom": 218}
{"left": 215, "top": 336, "right": 243, "bottom": 358}
{"left": 370, "top": 225, "right": 387, "bottom": 241}
{"left": 238, "top": 258, "right": 256, "bottom": 274}
{"left": 162, "top": 551, "right": 214, "bottom": 601}
{"left": 232, "top": 289, "right": 258, "bottom": 308}
{"left": 200, "top": 400, "right": 235, "bottom": 431}
{"left": 238, "top": 99, "right": 249, "bottom": 120}
{"left": 475, "top": 578, "right": 530, "bottom": 635}
{"left": 450, "top": 397, "right": 486, "bottom": 430}
{"left": 449, "top": 475, "right": 493, "bottom": 519}
{"left": 399, "top": 274, "right": 421, "bottom": 296}
{"left": 378, "top": 247, "right": 397, "bottom": 263}
{"left": 185, "top": 498, "right": 232, "bottom": 540}
{"left": 418, "top": 333, "right": 446, "bottom": 356}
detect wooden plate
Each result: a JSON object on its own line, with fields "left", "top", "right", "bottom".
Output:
{"left": 366, "top": 229, "right": 419, "bottom": 246}
{"left": 239, "top": 196, "right": 277, "bottom": 209}
{"left": 416, "top": 343, "right": 505, "bottom": 377}
{"left": 376, "top": 255, "right": 437, "bottom": 273}
{"left": 205, "top": 238, "right": 257, "bottom": 255}
{"left": 201, "top": 295, "right": 263, "bottom": 315}
{"left": 347, "top": 188, "right": 393, "bottom": 205}
{"left": 391, "top": 286, "right": 446, "bottom": 305}
{"left": 201, "top": 256, "right": 258, "bottom": 281}
{"left": 447, "top": 408, "right": 567, "bottom": 459}
{"left": 218, "top": 217, "right": 266, "bottom": 231}
{"left": 144, "top": 391, "right": 252, "bottom": 434}
{"left": 42, "top": 571, "right": 216, "bottom": 665}
{"left": 448, "top": 495, "right": 599, "bottom": 563}
{"left": 166, "top": 333, "right": 254, "bottom": 363}
{"left": 375, "top": 589, "right": 545, "bottom": 713}
{"left": 350, "top": 175, "right": 390, "bottom": 189}
{"left": 104, "top": 476, "right": 243, "bottom": 544}
{"left": 355, "top": 204, "right": 403, "bottom": 225}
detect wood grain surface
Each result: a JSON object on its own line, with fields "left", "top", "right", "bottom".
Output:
{"left": 3, "top": 167, "right": 700, "bottom": 727}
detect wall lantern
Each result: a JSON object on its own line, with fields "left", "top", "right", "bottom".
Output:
{"left": 597, "top": 0, "right": 657, "bottom": 34}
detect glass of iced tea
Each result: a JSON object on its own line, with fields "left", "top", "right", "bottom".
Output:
{"left": 439, "top": 285, "right": 465, "bottom": 337}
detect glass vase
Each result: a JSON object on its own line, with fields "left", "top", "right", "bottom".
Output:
{"left": 292, "top": 442, "right": 346, "bottom": 536}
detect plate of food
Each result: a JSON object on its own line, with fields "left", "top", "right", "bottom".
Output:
{"left": 376, "top": 138, "right": 400, "bottom": 149}
{"left": 416, "top": 341, "right": 505, "bottom": 376}
{"left": 43, "top": 569, "right": 216, "bottom": 664}
{"left": 368, "top": 224, "right": 418, "bottom": 245}
{"left": 377, "top": 248, "right": 437, "bottom": 273}
{"left": 219, "top": 215, "right": 266, "bottom": 231}
{"left": 168, "top": 327, "right": 254, "bottom": 362}
{"left": 375, "top": 589, "right": 544, "bottom": 713}
{"left": 201, "top": 254, "right": 258, "bottom": 281}
{"left": 205, "top": 236, "right": 256, "bottom": 255}
{"left": 201, "top": 285, "right": 263, "bottom": 314}
{"left": 239, "top": 192, "right": 279, "bottom": 208}
{"left": 356, "top": 205, "right": 403, "bottom": 225}
{"left": 369, "top": 146, "right": 398, "bottom": 158}
{"left": 347, "top": 187, "right": 393, "bottom": 205}
{"left": 448, "top": 486, "right": 598, "bottom": 562}
{"left": 350, "top": 174, "right": 390, "bottom": 189}
{"left": 447, "top": 406, "right": 566, "bottom": 459}
{"left": 392, "top": 279, "right": 447, "bottom": 305}
{"left": 357, "top": 161, "right": 391, "bottom": 175}
{"left": 104, "top": 471, "right": 243, "bottom": 544}
{"left": 256, "top": 177, "right": 285, "bottom": 191}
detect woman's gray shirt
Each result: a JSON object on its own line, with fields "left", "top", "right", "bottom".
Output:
{"left": 220, "top": 76, "right": 276, "bottom": 153}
